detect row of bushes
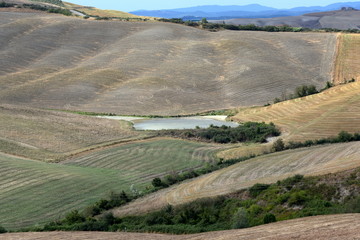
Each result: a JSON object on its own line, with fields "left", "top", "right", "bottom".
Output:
{"left": 158, "top": 18, "right": 360, "bottom": 33}
{"left": 151, "top": 155, "right": 255, "bottom": 190}
{"left": 31, "top": 167, "right": 360, "bottom": 234}
{"left": 0, "top": 2, "right": 73, "bottom": 16}
{"left": 272, "top": 131, "right": 360, "bottom": 152}
{"left": 30, "top": 0, "right": 65, "bottom": 7}
{"left": 160, "top": 122, "right": 281, "bottom": 144}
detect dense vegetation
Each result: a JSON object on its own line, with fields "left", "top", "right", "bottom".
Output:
{"left": 0, "top": 2, "right": 72, "bottom": 16}
{"left": 30, "top": 0, "right": 65, "bottom": 7}
{"left": 158, "top": 18, "right": 360, "bottom": 33}
{"left": 272, "top": 131, "right": 360, "bottom": 152}
{"left": 160, "top": 122, "right": 280, "bottom": 144}
{"left": 31, "top": 167, "right": 360, "bottom": 234}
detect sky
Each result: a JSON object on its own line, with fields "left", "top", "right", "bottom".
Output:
{"left": 68, "top": 0, "right": 360, "bottom": 12}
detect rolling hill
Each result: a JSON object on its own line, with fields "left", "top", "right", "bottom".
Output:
{"left": 219, "top": 9, "right": 360, "bottom": 30}
{"left": 0, "top": 104, "right": 151, "bottom": 161}
{"left": 0, "top": 139, "right": 220, "bottom": 230}
{"left": 113, "top": 141, "right": 360, "bottom": 217}
{"left": 131, "top": 2, "right": 360, "bottom": 19}
{"left": 0, "top": 11, "right": 336, "bottom": 115}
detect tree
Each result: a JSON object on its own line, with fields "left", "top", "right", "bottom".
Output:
{"left": 232, "top": 208, "right": 249, "bottom": 229}
{"left": 272, "top": 138, "right": 285, "bottom": 152}
{"left": 201, "top": 18, "right": 208, "bottom": 24}
{"left": 152, "top": 177, "right": 166, "bottom": 188}
{"left": 263, "top": 213, "right": 277, "bottom": 224}
{"left": 0, "top": 225, "right": 7, "bottom": 234}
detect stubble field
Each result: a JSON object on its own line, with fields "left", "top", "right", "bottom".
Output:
{"left": 0, "top": 11, "right": 336, "bottom": 115}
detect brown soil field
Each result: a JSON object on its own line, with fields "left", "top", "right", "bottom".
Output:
{"left": 0, "top": 11, "right": 336, "bottom": 115}
{"left": 3, "top": 214, "right": 360, "bottom": 240}
{"left": 114, "top": 141, "right": 360, "bottom": 216}
{"left": 0, "top": 104, "right": 150, "bottom": 161}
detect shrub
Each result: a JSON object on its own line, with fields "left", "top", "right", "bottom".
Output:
{"left": 263, "top": 213, "right": 277, "bottom": 224}
{"left": 288, "top": 190, "right": 308, "bottom": 206}
{"left": 249, "top": 183, "right": 270, "bottom": 197}
{"left": 64, "top": 210, "right": 85, "bottom": 224}
{"left": 0, "top": 225, "right": 7, "bottom": 233}
{"left": 272, "top": 139, "right": 285, "bottom": 152}
{"left": 232, "top": 208, "right": 249, "bottom": 229}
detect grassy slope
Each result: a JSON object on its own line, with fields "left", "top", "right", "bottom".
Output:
{"left": 0, "top": 12, "right": 336, "bottom": 115}
{"left": 63, "top": 139, "right": 222, "bottom": 183}
{"left": 3, "top": 214, "right": 360, "bottom": 239}
{"left": 0, "top": 139, "right": 220, "bottom": 230}
{"left": 113, "top": 141, "right": 360, "bottom": 217}
{"left": 0, "top": 105, "right": 150, "bottom": 161}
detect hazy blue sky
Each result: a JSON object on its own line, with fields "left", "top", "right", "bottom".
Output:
{"left": 68, "top": 0, "right": 360, "bottom": 12}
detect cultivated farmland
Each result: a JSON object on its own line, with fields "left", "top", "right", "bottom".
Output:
{"left": 334, "top": 34, "right": 360, "bottom": 84}
{"left": 0, "top": 105, "right": 150, "bottom": 161}
{"left": 0, "top": 139, "right": 220, "bottom": 230}
{"left": 3, "top": 214, "right": 360, "bottom": 239}
{"left": 114, "top": 141, "right": 360, "bottom": 216}
{"left": 0, "top": 11, "right": 336, "bottom": 115}
{"left": 232, "top": 81, "right": 360, "bottom": 142}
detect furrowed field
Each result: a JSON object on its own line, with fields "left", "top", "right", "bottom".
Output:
{"left": 0, "top": 12, "right": 336, "bottom": 115}
{"left": 114, "top": 141, "right": 360, "bottom": 217}
{"left": 0, "top": 139, "right": 221, "bottom": 230}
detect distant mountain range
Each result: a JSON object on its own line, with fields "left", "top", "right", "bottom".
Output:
{"left": 131, "top": 2, "right": 360, "bottom": 20}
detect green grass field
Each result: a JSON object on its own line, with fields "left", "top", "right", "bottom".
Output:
{"left": 0, "top": 139, "right": 221, "bottom": 230}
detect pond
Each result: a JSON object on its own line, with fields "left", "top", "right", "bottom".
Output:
{"left": 98, "top": 116, "right": 239, "bottom": 130}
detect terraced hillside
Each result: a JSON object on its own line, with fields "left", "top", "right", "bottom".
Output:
{"left": 4, "top": 214, "right": 360, "bottom": 239}
{"left": 114, "top": 141, "right": 360, "bottom": 217}
{"left": 232, "top": 81, "right": 360, "bottom": 142}
{"left": 0, "top": 11, "right": 336, "bottom": 115}
{"left": 0, "top": 139, "right": 219, "bottom": 230}
{"left": 0, "top": 105, "right": 150, "bottom": 161}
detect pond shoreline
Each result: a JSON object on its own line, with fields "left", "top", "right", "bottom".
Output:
{"left": 97, "top": 115, "right": 238, "bottom": 130}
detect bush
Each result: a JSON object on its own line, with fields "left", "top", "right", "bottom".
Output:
{"left": 64, "top": 210, "right": 85, "bottom": 224}
{"left": 272, "top": 139, "right": 285, "bottom": 152}
{"left": 263, "top": 213, "right": 277, "bottom": 224}
{"left": 249, "top": 183, "right": 270, "bottom": 197}
{"left": 0, "top": 225, "right": 7, "bottom": 233}
{"left": 232, "top": 208, "right": 249, "bottom": 229}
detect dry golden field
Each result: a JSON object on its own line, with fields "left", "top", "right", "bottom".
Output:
{"left": 231, "top": 81, "right": 360, "bottom": 142}
{"left": 114, "top": 141, "right": 360, "bottom": 217}
{"left": 3, "top": 214, "right": 360, "bottom": 240}
{"left": 334, "top": 34, "right": 360, "bottom": 84}
{"left": 0, "top": 11, "right": 336, "bottom": 115}
{"left": 0, "top": 105, "right": 151, "bottom": 161}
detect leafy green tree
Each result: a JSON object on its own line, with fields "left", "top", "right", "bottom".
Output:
{"left": 338, "top": 131, "right": 353, "bottom": 142}
{"left": 232, "top": 208, "right": 249, "bottom": 229}
{"left": 201, "top": 18, "right": 208, "bottom": 24}
{"left": 0, "top": 225, "right": 7, "bottom": 233}
{"left": 272, "top": 138, "right": 285, "bottom": 152}
{"left": 263, "top": 213, "right": 277, "bottom": 224}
